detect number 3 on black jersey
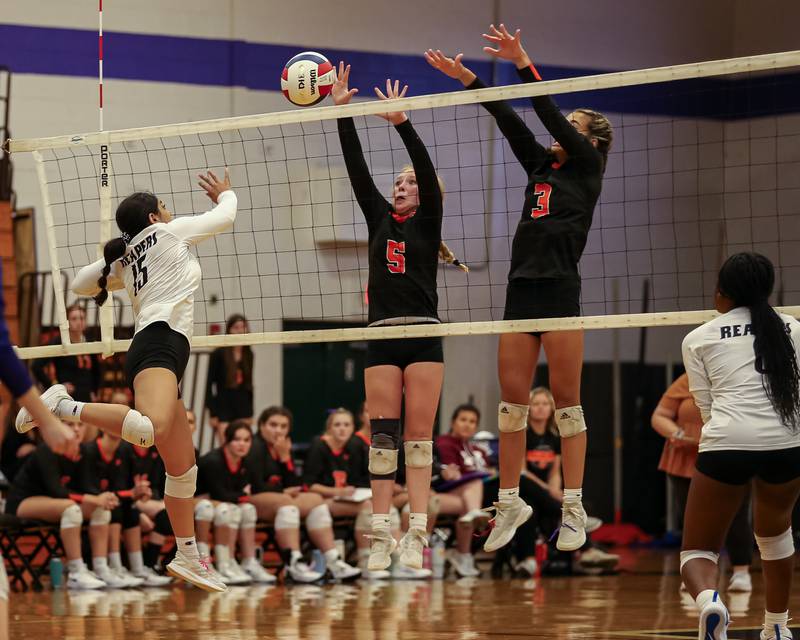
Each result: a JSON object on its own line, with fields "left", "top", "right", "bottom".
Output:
{"left": 131, "top": 254, "right": 149, "bottom": 295}
{"left": 531, "top": 183, "right": 552, "bottom": 219}
{"left": 386, "top": 240, "right": 406, "bottom": 274}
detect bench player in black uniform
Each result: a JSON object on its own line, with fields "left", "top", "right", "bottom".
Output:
{"left": 333, "top": 63, "right": 465, "bottom": 573}
{"left": 427, "top": 24, "right": 613, "bottom": 553}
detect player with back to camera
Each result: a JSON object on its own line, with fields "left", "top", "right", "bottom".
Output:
{"left": 332, "top": 62, "right": 465, "bottom": 572}
{"left": 681, "top": 252, "right": 800, "bottom": 640}
{"left": 426, "top": 24, "right": 613, "bottom": 553}
{"left": 17, "top": 169, "right": 238, "bottom": 592}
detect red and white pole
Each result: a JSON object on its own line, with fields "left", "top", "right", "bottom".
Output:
{"left": 98, "top": 0, "right": 104, "bottom": 131}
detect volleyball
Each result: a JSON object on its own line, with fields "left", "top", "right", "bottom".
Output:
{"left": 280, "top": 51, "right": 335, "bottom": 107}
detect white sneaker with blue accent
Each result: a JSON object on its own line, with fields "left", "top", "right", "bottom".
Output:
{"left": 556, "top": 500, "right": 588, "bottom": 552}
{"left": 698, "top": 591, "right": 729, "bottom": 640}
{"left": 760, "top": 625, "right": 793, "bottom": 640}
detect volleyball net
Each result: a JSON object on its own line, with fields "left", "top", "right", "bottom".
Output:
{"left": 7, "top": 50, "right": 800, "bottom": 358}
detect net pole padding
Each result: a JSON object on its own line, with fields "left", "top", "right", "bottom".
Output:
{"left": 32, "top": 151, "right": 71, "bottom": 347}
{"left": 97, "top": 144, "right": 114, "bottom": 357}
{"left": 12, "top": 305, "right": 800, "bottom": 360}
{"left": 8, "top": 49, "right": 800, "bottom": 153}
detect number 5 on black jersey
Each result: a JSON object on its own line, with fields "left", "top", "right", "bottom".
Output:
{"left": 386, "top": 240, "right": 406, "bottom": 274}
{"left": 131, "top": 254, "right": 149, "bottom": 295}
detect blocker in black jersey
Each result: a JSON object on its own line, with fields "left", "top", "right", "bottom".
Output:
{"left": 469, "top": 65, "right": 604, "bottom": 318}
{"left": 337, "top": 116, "right": 443, "bottom": 326}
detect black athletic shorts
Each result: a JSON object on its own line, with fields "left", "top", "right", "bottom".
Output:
{"left": 504, "top": 278, "right": 581, "bottom": 336}
{"left": 125, "top": 321, "right": 191, "bottom": 388}
{"left": 696, "top": 447, "right": 800, "bottom": 485}
{"left": 366, "top": 336, "right": 443, "bottom": 370}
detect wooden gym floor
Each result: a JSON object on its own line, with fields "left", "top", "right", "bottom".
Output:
{"left": 8, "top": 550, "right": 797, "bottom": 639}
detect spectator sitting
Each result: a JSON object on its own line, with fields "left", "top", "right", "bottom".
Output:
{"left": 4, "top": 420, "right": 112, "bottom": 590}
{"left": 0, "top": 401, "right": 37, "bottom": 483}
{"left": 246, "top": 406, "right": 360, "bottom": 581}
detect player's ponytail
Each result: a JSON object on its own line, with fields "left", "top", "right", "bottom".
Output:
{"left": 717, "top": 252, "right": 800, "bottom": 430}
{"left": 95, "top": 191, "right": 160, "bottom": 306}
{"left": 94, "top": 238, "right": 127, "bottom": 306}
{"left": 439, "top": 241, "right": 469, "bottom": 272}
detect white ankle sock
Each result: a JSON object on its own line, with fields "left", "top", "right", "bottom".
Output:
{"left": 175, "top": 536, "right": 199, "bottom": 559}
{"left": 67, "top": 559, "right": 85, "bottom": 573}
{"left": 128, "top": 550, "right": 144, "bottom": 573}
{"left": 214, "top": 545, "right": 230, "bottom": 566}
{"left": 108, "top": 552, "right": 122, "bottom": 570}
{"left": 324, "top": 548, "right": 339, "bottom": 563}
{"left": 57, "top": 400, "right": 84, "bottom": 421}
{"left": 498, "top": 488, "right": 519, "bottom": 505}
{"left": 409, "top": 512, "right": 427, "bottom": 531}
{"left": 93, "top": 557, "right": 108, "bottom": 572}
{"left": 197, "top": 542, "right": 210, "bottom": 558}
{"left": 765, "top": 610, "right": 789, "bottom": 629}
{"left": 695, "top": 589, "right": 718, "bottom": 610}
{"left": 563, "top": 488, "right": 582, "bottom": 502}
{"left": 372, "top": 514, "right": 391, "bottom": 532}
{"left": 290, "top": 550, "right": 303, "bottom": 565}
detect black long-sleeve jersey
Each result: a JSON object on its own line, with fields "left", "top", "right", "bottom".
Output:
{"left": 32, "top": 335, "right": 100, "bottom": 402}
{"left": 132, "top": 445, "right": 166, "bottom": 500}
{"left": 78, "top": 439, "right": 136, "bottom": 498}
{"left": 337, "top": 117, "right": 443, "bottom": 325}
{"left": 301, "top": 436, "right": 370, "bottom": 489}
{"left": 5, "top": 444, "right": 83, "bottom": 508}
{"left": 469, "top": 65, "right": 604, "bottom": 282}
{"left": 246, "top": 433, "right": 300, "bottom": 492}
{"left": 197, "top": 447, "right": 261, "bottom": 503}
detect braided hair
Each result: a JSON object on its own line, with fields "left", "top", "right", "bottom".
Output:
{"left": 94, "top": 192, "right": 159, "bottom": 306}
{"left": 717, "top": 252, "right": 800, "bottom": 430}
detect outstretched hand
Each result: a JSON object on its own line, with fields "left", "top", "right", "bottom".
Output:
{"left": 332, "top": 61, "right": 359, "bottom": 106}
{"left": 198, "top": 167, "right": 231, "bottom": 203}
{"left": 374, "top": 78, "right": 408, "bottom": 126}
{"left": 424, "top": 49, "right": 475, "bottom": 86}
{"left": 482, "top": 23, "right": 531, "bottom": 68}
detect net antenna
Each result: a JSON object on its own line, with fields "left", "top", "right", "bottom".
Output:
{"left": 8, "top": 49, "right": 800, "bottom": 359}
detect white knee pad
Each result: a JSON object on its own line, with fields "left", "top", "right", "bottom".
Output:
{"left": 498, "top": 401, "right": 528, "bottom": 433}
{"left": 756, "top": 528, "right": 795, "bottom": 561}
{"left": 305, "top": 504, "right": 333, "bottom": 531}
{"left": 60, "top": 503, "right": 83, "bottom": 530}
{"left": 389, "top": 506, "right": 401, "bottom": 530}
{"left": 214, "top": 502, "right": 242, "bottom": 529}
{"left": 239, "top": 503, "right": 258, "bottom": 530}
{"left": 355, "top": 507, "right": 372, "bottom": 532}
{"left": 404, "top": 440, "right": 433, "bottom": 468}
{"left": 194, "top": 499, "right": 215, "bottom": 522}
{"left": 121, "top": 409, "right": 155, "bottom": 448}
{"left": 89, "top": 507, "right": 111, "bottom": 526}
{"left": 274, "top": 505, "right": 300, "bottom": 531}
{"left": 680, "top": 550, "right": 720, "bottom": 571}
{"left": 164, "top": 464, "right": 198, "bottom": 500}
{"left": 555, "top": 405, "right": 587, "bottom": 438}
{"left": 0, "top": 554, "right": 7, "bottom": 602}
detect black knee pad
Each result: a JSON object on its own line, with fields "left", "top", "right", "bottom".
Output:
{"left": 122, "top": 502, "right": 140, "bottom": 530}
{"left": 369, "top": 418, "right": 401, "bottom": 481}
{"left": 153, "top": 509, "right": 173, "bottom": 536}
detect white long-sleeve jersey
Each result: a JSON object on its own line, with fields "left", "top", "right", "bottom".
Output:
{"left": 681, "top": 305, "right": 800, "bottom": 453}
{"left": 72, "top": 190, "right": 238, "bottom": 341}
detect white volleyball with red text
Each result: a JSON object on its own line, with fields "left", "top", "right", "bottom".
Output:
{"left": 281, "top": 51, "right": 335, "bottom": 106}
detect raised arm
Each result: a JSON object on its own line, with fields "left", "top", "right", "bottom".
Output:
{"left": 333, "top": 63, "right": 389, "bottom": 221}
{"left": 374, "top": 78, "right": 442, "bottom": 217}
{"left": 425, "top": 49, "right": 547, "bottom": 175}
{"left": 481, "top": 24, "right": 600, "bottom": 166}
{"left": 168, "top": 178, "right": 238, "bottom": 245}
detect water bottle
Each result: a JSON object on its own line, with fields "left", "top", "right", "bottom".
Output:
{"left": 50, "top": 557, "right": 64, "bottom": 589}
{"left": 431, "top": 530, "right": 446, "bottom": 579}
{"left": 310, "top": 549, "right": 327, "bottom": 574}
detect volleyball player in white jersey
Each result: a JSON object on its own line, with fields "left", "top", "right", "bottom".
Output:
{"left": 681, "top": 253, "right": 800, "bottom": 640}
{"left": 16, "top": 169, "right": 236, "bottom": 592}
